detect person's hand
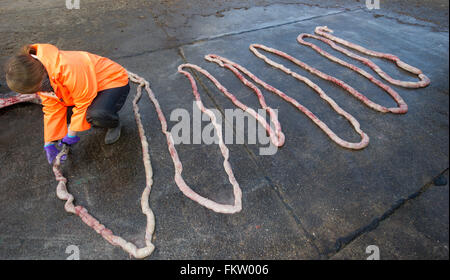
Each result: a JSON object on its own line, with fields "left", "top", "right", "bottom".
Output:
{"left": 44, "top": 143, "right": 66, "bottom": 164}
{"left": 60, "top": 134, "right": 80, "bottom": 146}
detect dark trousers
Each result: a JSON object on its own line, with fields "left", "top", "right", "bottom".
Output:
{"left": 67, "top": 83, "right": 130, "bottom": 128}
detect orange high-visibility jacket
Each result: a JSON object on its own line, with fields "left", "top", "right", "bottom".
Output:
{"left": 32, "top": 44, "right": 129, "bottom": 143}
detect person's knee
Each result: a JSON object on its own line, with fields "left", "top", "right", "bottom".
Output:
{"left": 86, "top": 108, "right": 119, "bottom": 128}
{"left": 115, "top": 84, "right": 131, "bottom": 112}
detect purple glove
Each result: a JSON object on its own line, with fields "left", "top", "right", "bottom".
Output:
{"left": 60, "top": 134, "right": 80, "bottom": 146}
{"left": 44, "top": 144, "right": 66, "bottom": 164}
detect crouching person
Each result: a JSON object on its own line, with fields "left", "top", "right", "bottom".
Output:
{"left": 5, "top": 44, "right": 130, "bottom": 164}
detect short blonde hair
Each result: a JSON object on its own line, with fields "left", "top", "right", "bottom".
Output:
{"left": 5, "top": 45, "right": 46, "bottom": 94}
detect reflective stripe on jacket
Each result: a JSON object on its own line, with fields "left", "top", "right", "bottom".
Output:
{"left": 32, "top": 44, "right": 129, "bottom": 142}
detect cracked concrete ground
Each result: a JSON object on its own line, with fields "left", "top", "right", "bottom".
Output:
{"left": 0, "top": 0, "right": 448, "bottom": 259}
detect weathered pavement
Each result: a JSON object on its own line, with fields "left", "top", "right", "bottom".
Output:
{"left": 0, "top": 0, "right": 448, "bottom": 259}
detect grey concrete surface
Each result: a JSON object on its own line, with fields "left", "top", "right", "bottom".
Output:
{"left": 331, "top": 171, "right": 449, "bottom": 260}
{"left": 0, "top": 0, "right": 448, "bottom": 259}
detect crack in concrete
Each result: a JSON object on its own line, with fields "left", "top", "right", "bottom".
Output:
{"left": 111, "top": 7, "right": 358, "bottom": 61}
{"left": 176, "top": 45, "right": 324, "bottom": 259}
{"left": 189, "top": 8, "right": 356, "bottom": 42}
{"left": 262, "top": 175, "right": 324, "bottom": 258}
{"left": 119, "top": 4, "right": 446, "bottom": 260}
{"left": 177, "top": 47, "right": 229, "bottom": 119}
{"left": 369, "top": 12, "right": 444, "bottom": 32}
{"left": 327, "top": 168, "right": 449, "bottom": 259}
{"left": 111, "top": 4, "right": 446, "bottom": 62}
{"left": 147, "top": 3, "right": 172, "bottom": 39}
{"left": 165, "top": 1, "right": 355, "bottom": 31}
{"left": 178, "top": 45, "right": 324, "bottom": 258}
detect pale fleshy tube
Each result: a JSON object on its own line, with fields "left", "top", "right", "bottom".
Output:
{"left": 53, "top": 143, "right": 155, "bottom": 259}
{"left": 0, "top": 93, "right": 41, "bottom": 109}
{"left": 204, "top": 54, "right": 370, "bottom": 150}
{"left": 50, "top": 69, "right": 245, "bottom": 260}
{"left": 249, "top": 43, "right": 409, "bottom": 114}
{"left": 309, "top": 26, "right": 430, "bottom": 89}
{"left": 132, "top": 68, "right": 243, "bottom": 214}
{"left": 24, "top": 26, "right": 431, "bottom": 258}
{"left": 177, "top": 63, "right": 285, "bottom": 147}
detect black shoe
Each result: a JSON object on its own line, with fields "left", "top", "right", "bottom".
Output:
{"left": 105, "top": 122, "right": 121, "bottom": 145}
